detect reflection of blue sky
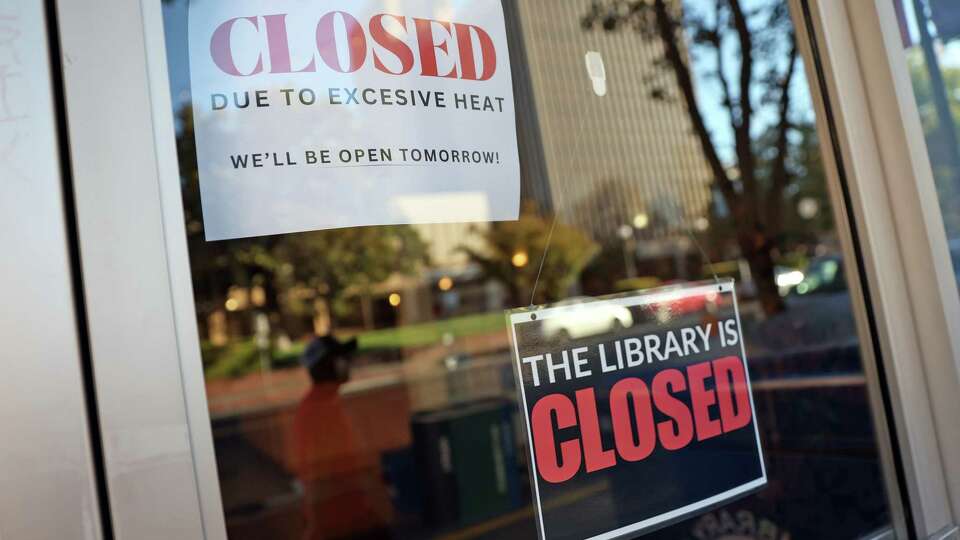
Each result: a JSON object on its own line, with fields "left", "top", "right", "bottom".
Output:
{"left": 163, "top": 0, "right": 191, "bottom": 114}
{"left": 165, "top": 0, "right": 812, "bottom": 162}
{"left": 685, "top": 0, "right": 814, "bottom": 167}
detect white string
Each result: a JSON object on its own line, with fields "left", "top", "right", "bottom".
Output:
{"left": 685, "top": 225, "right": 722, "bottom": 285}
{"left": 529, "top": 213, "right": 559, "bottom": 307}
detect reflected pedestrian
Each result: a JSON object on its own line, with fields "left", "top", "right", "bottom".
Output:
{"left": 293, "top": 335, "right": 392, "bottom": 540}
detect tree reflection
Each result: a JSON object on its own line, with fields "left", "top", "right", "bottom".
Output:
{"left": 583, "top": 0, "right": 805, "bottom": 315}
{"left": 176, "top": 106, "right": 429, "bottom": 340}
{"left": 460, "top": 204, "right": 599, "bottom": 306}
{"left": 170, "top": 0, "right": 842, "bottom": 368}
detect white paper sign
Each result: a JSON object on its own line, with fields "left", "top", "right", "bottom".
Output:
{"left": 188, "top": 0, "right": 520, "bottom": 241}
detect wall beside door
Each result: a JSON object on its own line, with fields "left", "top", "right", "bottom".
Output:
{"left": 0, "top": 2, "right": 103, "bottom": 539}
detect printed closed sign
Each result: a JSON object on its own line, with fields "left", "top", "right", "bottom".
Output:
{"left": 188, "top": 0, "right": 520, "bottom": 241}
{"left": 508, "top": 282, "right": 766, "bottom": 540}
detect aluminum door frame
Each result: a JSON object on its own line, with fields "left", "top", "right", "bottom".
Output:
{"left": 0, "top": 1, "right": 104, "bottom": 538}
{"left": 799, "top": 0, "right": 960, "bottom": 537}
{"left": 52, "top": 0, "right": 221, "bottom": 538}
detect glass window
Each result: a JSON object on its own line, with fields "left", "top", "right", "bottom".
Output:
{"left": 162, "top": 1, "right": 898, "bottom": 538}
{"left": 895, "top": 0, "right": 960, "bottom": 284}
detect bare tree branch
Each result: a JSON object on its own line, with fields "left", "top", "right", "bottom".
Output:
{"left": 651, "top": 0, "right": 737, "bottom": 210}
{"left": 583, "top": 0, "right": 791, "bottom": 315}
{"left": 728, "top": 0, "right": 757, "bottom": 218}
{"left": 713, "top": 2, "right": 735, "bottom": 115}
{"left": 766, "top": 37, "right": 799, "bottom": 234}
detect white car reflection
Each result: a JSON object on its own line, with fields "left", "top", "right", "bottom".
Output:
{"left": 541, "top": 298, "right": 634, "bottom": 340}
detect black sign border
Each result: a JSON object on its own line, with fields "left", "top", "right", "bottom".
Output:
{"left": 506, "top": 280, "right": 767, "bottom": 540}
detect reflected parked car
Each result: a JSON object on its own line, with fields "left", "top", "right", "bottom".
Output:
{"left": 644, "top": 282, "right": 727, "bottom": 323}
{"left": 747, "top": 255, "right": 855, "bottom": 354}
{"left": 789, "top": 255, "right": 846, "bottom": 297}
{"left": 792, "top": 242, "right": 960, "bottom": 300}
{"left": 540, "top": 297, "right": 633, "bottom": 340}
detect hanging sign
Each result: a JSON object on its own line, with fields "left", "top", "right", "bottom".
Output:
{"left": 508, "top": 282, "right": 765, "bottom": 540}
{"left": 188, "top": 0, "right": 520, "bottom": 240}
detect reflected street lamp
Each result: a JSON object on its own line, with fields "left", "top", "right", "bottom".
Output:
{"left": 512, "top": 250, "right": 530, "bottom": 268}
{"left": 633, "top": 212, "right": 650, "bottom": 230}
{"left": 618, "top": 224, "right": 638, "bottom": 279}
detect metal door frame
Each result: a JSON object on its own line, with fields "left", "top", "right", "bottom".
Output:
{"left": 0, "top": 1, "right": 104, "bottom": 538}
{"left": 796, "top": 1, "right": 960, "bottom": 537}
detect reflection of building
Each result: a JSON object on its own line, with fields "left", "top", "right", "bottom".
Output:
{"left": 504, "top": 0, "right": 713, "bottom": 243}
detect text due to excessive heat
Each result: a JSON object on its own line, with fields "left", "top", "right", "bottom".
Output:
{"left": 188, "top": 0, "right": 520, "bottom": 240}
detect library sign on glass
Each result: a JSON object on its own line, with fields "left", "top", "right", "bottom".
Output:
{"left": 509, "top": 282, "right": 766, "bottom": 540}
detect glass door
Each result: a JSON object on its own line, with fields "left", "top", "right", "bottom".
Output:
{"left": 151, "top": 1, "right": 906, "bottom": 538}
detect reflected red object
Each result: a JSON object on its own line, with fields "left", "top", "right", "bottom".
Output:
{"left": 645, "top": 283, "right": 729, "bottom": 320}
{"left": 293, "top": 383, "right": 393, "bottom": 539}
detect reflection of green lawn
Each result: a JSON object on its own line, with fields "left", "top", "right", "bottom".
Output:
{"left": 202, "top": 312, "right": 506, "bottom": 380}
{"left": 358, "top": 311, "right": 505, "bottom": 350}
